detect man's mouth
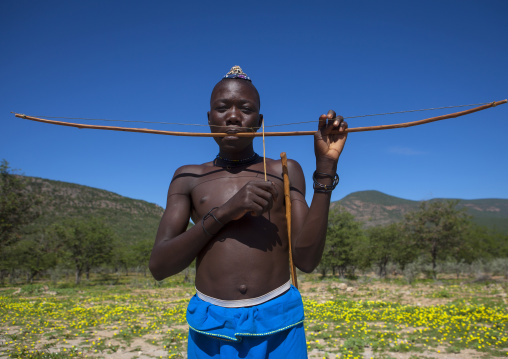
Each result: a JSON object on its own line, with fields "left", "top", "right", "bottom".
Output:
{"left": 224, "top": 128, "right": 243, "bottom": 137}
{"left": 221, "top": 127, "right": 255, "bottom": 138}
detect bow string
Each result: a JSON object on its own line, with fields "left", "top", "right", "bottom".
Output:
{"left": 13, "top": 100, "right": 507, "bottom": 138}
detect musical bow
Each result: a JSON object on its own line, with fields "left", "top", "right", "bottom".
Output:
{"left": 13, "top": 99, "right": 506, "bottom": 137}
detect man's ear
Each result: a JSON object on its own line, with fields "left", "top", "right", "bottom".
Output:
{"left": 207, "top": 111, "right": 210, "bottom": 124}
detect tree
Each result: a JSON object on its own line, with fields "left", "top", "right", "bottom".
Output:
{"left": 16, "top": 228, "right": 63, "bottom": 283}
{"left": 453, "top": 224, "right": 508, "bottom": 264}
{"left": 389, "top": 230, "right": 419, "bottom": 273}
{"left": 112, "top": 242, "right": 136, "bottom": 275}
{"left": 0, "top": 160, "right": 40, "bottom": 282}
{"left": 130, "top": 238, "right": 153, "bottom": 276}
{"left": 55, "top": 218, "right": 116, "bottom": 284}
{"left": 0, "top": 160, "right": 39, "bottom": 251}
{"left": 403, "top": 200, "right": 471, "bottom": 278}
{"left": 320, "top": 209, "right": 365, "bottom": 277}
{"left": 366, "top": 223, "right": 399, "bottom": 277}
{"left": 364, "top": 222, "right": 419, "bottom": 277}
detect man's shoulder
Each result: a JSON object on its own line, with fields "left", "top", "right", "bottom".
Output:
{"left": 265, "top": 157, "right": 303, "bottom": 173}
{"left": 170, "top": 162, "right": 215, "bottom": 185}
{"left": 174, "top": 162, "right": 212, "bottom": 176}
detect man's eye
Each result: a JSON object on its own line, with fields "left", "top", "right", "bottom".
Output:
{"left": 242, "top": 108, "right": 253, "bottom": 113}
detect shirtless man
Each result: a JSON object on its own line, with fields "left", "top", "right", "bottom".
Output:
{"left": 149, "top": 66, "right": 348, "bottom": 358}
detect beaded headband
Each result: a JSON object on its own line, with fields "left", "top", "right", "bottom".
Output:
{"left": 223, "top": 65, "right": 252, "bottom": 82}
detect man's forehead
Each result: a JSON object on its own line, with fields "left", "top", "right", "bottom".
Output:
{"left": 211, "top": 80, "right": 260, "bottom": 103}
{"left": 210, "top": 66, "right": 260, "bottom": 107}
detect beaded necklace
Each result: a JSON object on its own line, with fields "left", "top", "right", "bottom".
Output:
{"left": 213, "top": 153, "right": 260, "bottom": 169}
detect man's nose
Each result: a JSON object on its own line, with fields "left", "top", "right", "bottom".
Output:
{"left": 226, "top": 107, "right": 242, "bottom": 125}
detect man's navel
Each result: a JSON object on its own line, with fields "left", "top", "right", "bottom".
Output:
{"left": 238, "top": 284, "right": 247, "bottom": 295}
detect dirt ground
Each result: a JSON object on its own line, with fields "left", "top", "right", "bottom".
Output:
{"left": 132, "top": 277, "right": 507, "bottom": 359}
{"left": 2, "top": 276, "right": 506, "bottom": 359}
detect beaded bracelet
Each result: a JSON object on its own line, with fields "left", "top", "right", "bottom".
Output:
{"left": 312, "top": 171, "right": 340, "bottom": 193}
{"left": 201, "top": 207, "right": 223, "bottom": 236}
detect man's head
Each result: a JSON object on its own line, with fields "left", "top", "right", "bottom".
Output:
{"left": 210, "top": 66, "right": 261, "bottom": 110}
{"left": 208, "top": 66, "right": 263, "bottom": 152}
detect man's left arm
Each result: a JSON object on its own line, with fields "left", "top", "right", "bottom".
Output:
{"left": 289, "top": 110, "right": 347, "bottom": 272}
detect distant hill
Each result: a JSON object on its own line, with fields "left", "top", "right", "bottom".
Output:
{"left": 332, "top": 190, "right": 508, "bottom": 234}
{"left": 23, "top": 176, "right": 164, "bottom": 244}
{"left": 20, "top": 177, "right": 508, "bottom": 239}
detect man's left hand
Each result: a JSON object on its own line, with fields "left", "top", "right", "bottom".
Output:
{"left": 314, "top": 109, "right": 348, "bottom": 163}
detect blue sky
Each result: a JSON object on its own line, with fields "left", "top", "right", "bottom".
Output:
{"left": 2, "top": 0, "right": 507, "bottom": 209}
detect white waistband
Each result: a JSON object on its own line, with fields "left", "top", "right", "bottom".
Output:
{"left": 195, "top": 280, "right": 291, "bottom": 308}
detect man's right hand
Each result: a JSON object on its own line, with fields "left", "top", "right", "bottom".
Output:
{"left": 218, "top": 181, "right": 278, "bottom": 221}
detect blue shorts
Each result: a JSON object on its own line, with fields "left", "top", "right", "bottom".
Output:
{"left": 186, "top": 285, "right": 307, "bottom": 358}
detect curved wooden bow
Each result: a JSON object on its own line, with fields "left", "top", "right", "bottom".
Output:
{"left": 14, "top": 99, "right": 506, "bottom": 137}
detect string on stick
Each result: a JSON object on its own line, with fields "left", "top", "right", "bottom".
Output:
{"left": 13, "top": 99, "right": 507, "bottom": 137}
{"left": 262, "top": 120, "right": 267, "bottom": 181}
{"left": 24, "top": 102, "right": 497, "bottom": 128}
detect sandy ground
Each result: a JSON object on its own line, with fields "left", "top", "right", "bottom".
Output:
{"left": 117, "top": 278, "right": 506, "bottom": 358}
{"left": 2, "top": 276, "right": 506, "bottom": 358}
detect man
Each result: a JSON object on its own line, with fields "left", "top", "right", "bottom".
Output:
{"left": 149, "top": 66, "right": 348, "bottom": 358}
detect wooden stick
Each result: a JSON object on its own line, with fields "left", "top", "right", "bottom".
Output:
{"left": 14, "top": 99, "right": 506, "bottom": 138}
{"left": 281, "top": 152, "right": 298, "bottom": 289}
{"left": 262, "top": 120, "right": 267, "bottom": 181}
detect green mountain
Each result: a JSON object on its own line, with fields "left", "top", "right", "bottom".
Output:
{"left": 332, "top": 190, "right": 508, "bottom": 234}
{"left": 21, "top": 177, "right": 508, "bottom": 239}
{"left": 23, "top": 176, "right": 164, "bottom": 244}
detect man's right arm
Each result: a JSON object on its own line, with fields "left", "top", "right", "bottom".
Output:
{"left": 149, "top": 165, "right": 279, "bottom": 281}
{"left": 148, "top": 168, "right": 223, "bottom": 281}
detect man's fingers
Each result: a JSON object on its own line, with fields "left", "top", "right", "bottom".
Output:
{"left": 316, "top": 111, "right": 348, "bottom": 147}
{"left": 325, "top": 111, "right": 336, "bottom": 133}
{"left": 327, "top": 117, "right": 348, "bottom": 136}
{"left": 258, "top": 182, "right": 278, "bottom": 204}
{"left": 329, "top": 114, "right": 343, "bottom": 126}
{"left": 248, "top": 181, "right": 278, "bottom": 203}
{"left": 317, "top": 110, "right": 343, "bottom": 135}
{"left": 249, "top": 200, "right": 268, "bottom": 216}
{"left": 268, "top": 181, "right": 278, "bottom": 201}
{"left": 247, "top": 184, "right": 277, "bottom": 216}
{"left": 318, "top": 114, "right": 327, "bottom": 130}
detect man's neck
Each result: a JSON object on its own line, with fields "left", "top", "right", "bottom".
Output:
{"left": 214, "top": 152, "right": 260, "bottom": 169}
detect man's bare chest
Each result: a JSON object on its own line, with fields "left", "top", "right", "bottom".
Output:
{"left": 189, "top": 167, "right": 284, "bottom": 216}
